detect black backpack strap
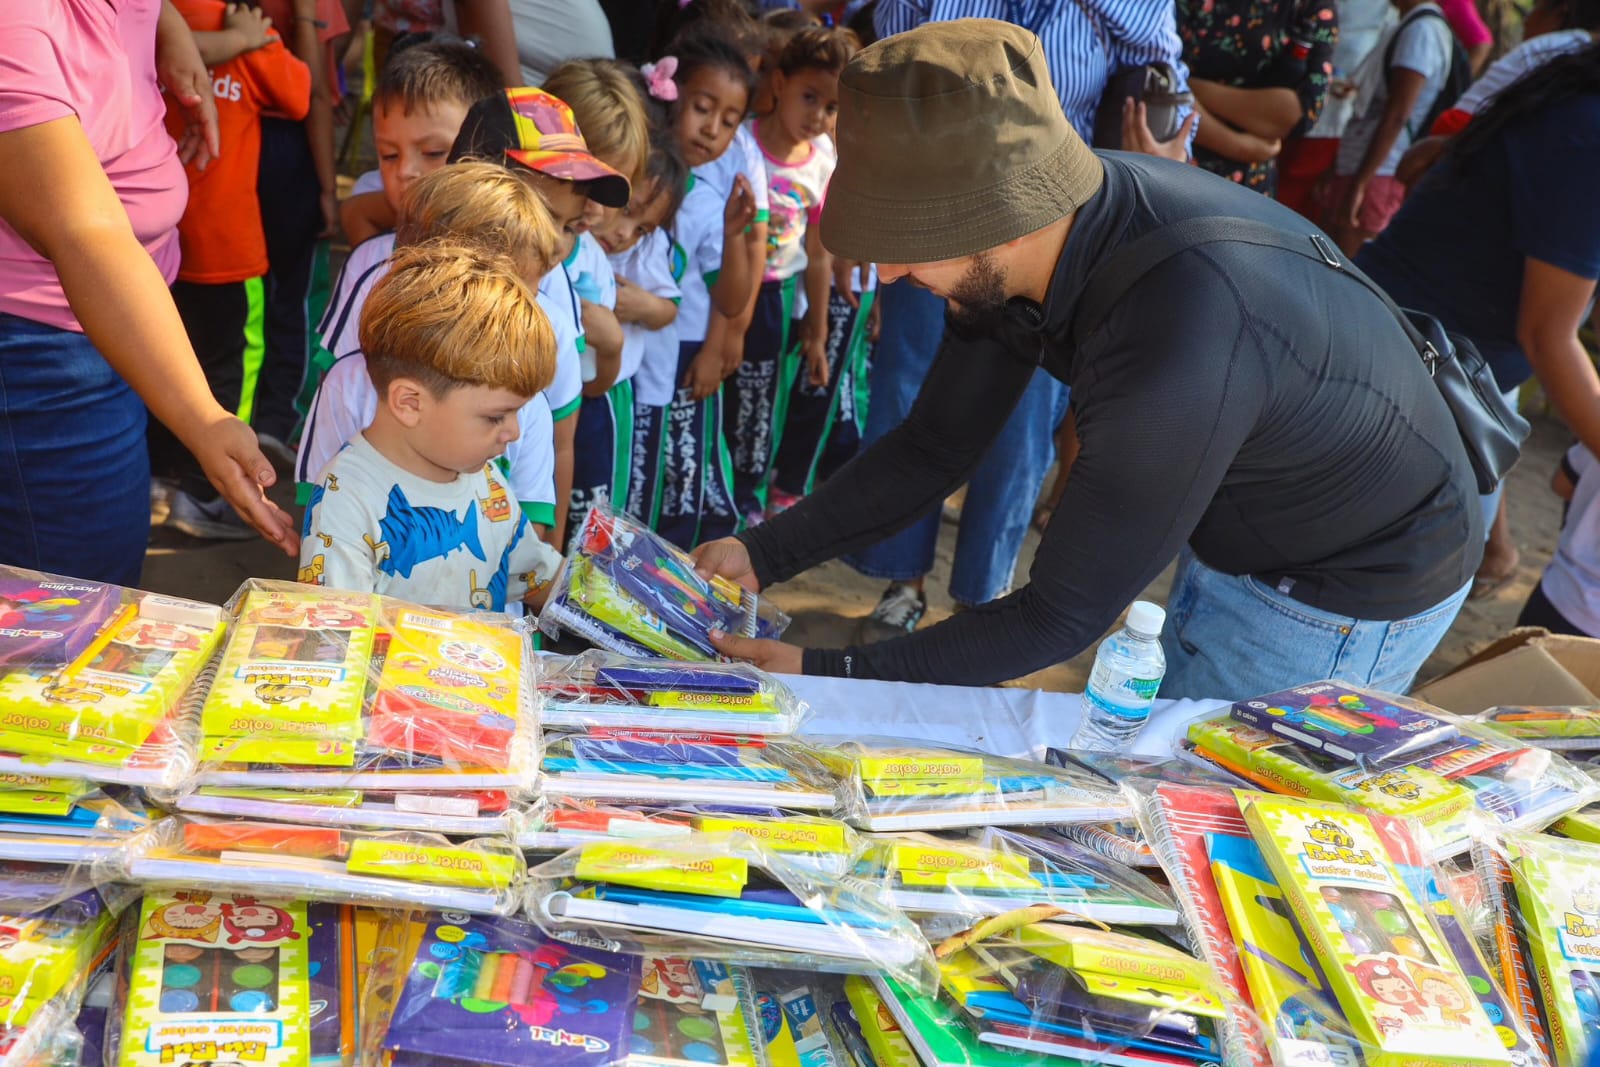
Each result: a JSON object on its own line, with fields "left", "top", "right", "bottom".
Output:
{"left": 1071, "top": 215, "right": 1435, "bottom": 361}
{"left": 1384, "top": 6, "right": 1446, "bottom": 71}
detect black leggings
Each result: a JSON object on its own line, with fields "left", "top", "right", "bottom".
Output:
{"left": 1518, "top": 580, "right": 1594, "bottom": 637}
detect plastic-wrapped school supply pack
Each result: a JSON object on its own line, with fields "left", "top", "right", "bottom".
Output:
{"left": 539, "top": 505, "right": 790, "bottom": 660}
{"left": 171, "top": 581, "right": 539, "bottom": 837}
{"left": 526, "top": 833, "right": 937, "bottom": 988}
{"left": 540, "top": 651, "right": 808, "bottom": 734}
{"left": 1181, "top": 680, "right": 1597, "bottom": 857}
{"left": 113, "top": 815, "right": 526, "bottom": 915}
{"left": 0, "top": 566, "right": 227, "bottom": 792}
{"left": 814, "top": 738, "right": 1129, "bottom": 832}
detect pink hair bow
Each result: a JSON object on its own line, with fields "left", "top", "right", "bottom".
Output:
{"left": 641, "top": 57, "right": 679, "bottom": 102}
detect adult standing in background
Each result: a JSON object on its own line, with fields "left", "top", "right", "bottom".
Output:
{"left": 1178, "top": 0, "right": 1338, "bottom": 192}
{"left": 840, "top": 0, "right": 1197, "bottom": 647}
{"left": 370, "top": 0, "right": 521, "bottom": 86}
{"left": 508, "top": 0, "right": 616, "bottom": 87}
{"left": 0, "top": 0, "right": 298, "bottom": 584}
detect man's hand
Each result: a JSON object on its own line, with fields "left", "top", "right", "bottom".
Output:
{"left": 224, "top": 2, "right": 276, "bottom": 52}
{"left": 709, "top": 629, "right": 804, "bottom": 674}
{"left": 193, "top": 415, "right": 300, "bottom": 554}
{"left": 156, "top": 2, "right": 221, "bottom": 170}
{"left": 1121, "top": 98, "right": 1197, "bottom": 162}
{"left": 691, "top": 537, "right": 760, "bottom": 592}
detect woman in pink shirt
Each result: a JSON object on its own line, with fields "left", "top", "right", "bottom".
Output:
{"left": 0, "top": 0, "right": 297, "bottom": 585}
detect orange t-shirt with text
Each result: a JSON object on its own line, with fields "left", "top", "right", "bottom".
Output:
{"left": 164, "top": 0, "right": 311, "bottom": 283}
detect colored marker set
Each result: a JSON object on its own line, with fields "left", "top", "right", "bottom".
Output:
{"left": 538, "top": 505, "right": 790, "bottom": 662}
{"left": 1477, "top": 706, "right": 1600, "bottom": 750}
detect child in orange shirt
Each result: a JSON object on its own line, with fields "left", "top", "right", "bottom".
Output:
{"left": 153, "top": 0, "right": 312, "bottom": 540}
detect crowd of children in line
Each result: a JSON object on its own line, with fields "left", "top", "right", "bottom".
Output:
{"left": 153, "top": 0, "right": 878, "bottom": 615}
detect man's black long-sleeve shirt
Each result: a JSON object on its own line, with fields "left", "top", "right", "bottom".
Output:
{"left": 739, "top": 153, "right": 1483, "bottom": 686}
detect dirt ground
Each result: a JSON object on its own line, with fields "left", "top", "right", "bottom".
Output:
{"left": 142, "top": 410, "right": 1570, "bottom": 694}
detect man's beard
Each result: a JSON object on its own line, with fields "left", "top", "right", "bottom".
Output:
{"left": 945, "top": 251, "right": 1009, "bottom": 335}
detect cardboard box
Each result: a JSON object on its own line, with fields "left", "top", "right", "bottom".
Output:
{"left": 1413, "top": 628, "right": 1600, "bottom": 714}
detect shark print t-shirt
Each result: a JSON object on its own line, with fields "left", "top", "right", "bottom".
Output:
{"left": 299, "top": 435, "right": 562, "bottom": 612}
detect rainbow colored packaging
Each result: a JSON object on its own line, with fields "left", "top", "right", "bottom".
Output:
{"left": 119, "top": 890, "right": 313, "bottom": 1067}
{"left": 201, "top": 585, "right": 377, "bottom": 755}
{"left": 1231, "top": 682, "right": 1456, "bottom": 766}
{"left": 0, "top": 569, "right": 119, "bottom": 669}
{"left": 539, "top": 505, "right": 789, "bottom": 661}
{"left": 1241, "top": 793, "right": 1510, "bottom": 1067}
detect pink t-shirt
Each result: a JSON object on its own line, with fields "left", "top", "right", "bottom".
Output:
{"left": 1436, "top": 0, "right": 1494, "bottom": 50}
{"left": 0, "top": 0, "right": 187, "bottom": 332}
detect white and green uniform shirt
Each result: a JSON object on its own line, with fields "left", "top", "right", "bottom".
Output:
{"left": 300, "top": 435, "right": 562, "bottom": 612}
{"left": 610, "top": 228, "right": 682, "bottom": 408}
{"left": 669, "top": 174, "right": 727, "bottom": 346}
{"left": 538, "top": 261, "right": 585, "bottom": 421}
{"left": 694, "top": 122, "right": 771, "bottom": 229}
{"left": 564, "top": 232, "right": 617, "bottom": 383}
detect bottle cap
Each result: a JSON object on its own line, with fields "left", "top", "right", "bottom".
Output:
{"left": 1126, "top": 601, "right": 1166, "bottom": 637}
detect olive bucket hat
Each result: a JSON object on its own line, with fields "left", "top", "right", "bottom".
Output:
{"left": 819, "top": 18, "right": 1104, "bottom": 265}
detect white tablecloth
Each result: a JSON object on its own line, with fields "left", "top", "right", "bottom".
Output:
{"left": 782, "top": 674, "right": 1227, "bottom": 761}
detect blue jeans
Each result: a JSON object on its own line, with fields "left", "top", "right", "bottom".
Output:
{"left": 1160, "top": 550, "right": 1471, "bottom": 700}
{"left": 844, "top": 280, "right": 1067, "bottom": 605}
{"left": 0, "top": 314, "right": 149, "bottom": 585}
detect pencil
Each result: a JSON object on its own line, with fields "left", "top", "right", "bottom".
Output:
{"left": 57, "top": 602, "right": 136, "bottom": 682}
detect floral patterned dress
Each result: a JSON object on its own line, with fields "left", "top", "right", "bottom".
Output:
{"left": 1177, "top": 0, "right": 1339, "bottom": 191}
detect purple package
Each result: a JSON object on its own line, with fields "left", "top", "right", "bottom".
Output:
{"left": 1230, "top": 681, "right": 1457, "bottom": 766}
{"left": 307, "top": 902, "right": 352, "bottom": 1065}
{"left": 382, "top": 913, "right": 642, "bottom": 1067}
{"left": 0, "top": 571, "right": 119, "bottom": 669}
{"left": 74, "top": 951, "right": 116, "bottom": 1067}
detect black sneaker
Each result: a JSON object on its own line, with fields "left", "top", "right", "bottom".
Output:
{"left": 853, "top": 582, "right": 927, "bottom": 643}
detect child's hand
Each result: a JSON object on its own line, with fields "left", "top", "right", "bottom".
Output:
{"left": 522, "top": 577, "right": 555, "bottom": 613}
{"left": 224, "top": 2, "right": 276, "bottom": 53}
{"left": 723, "top": 175, "right": 756, "bottom": 237}
{"left": 684, "top": 345, "right": 724, "bottom": 400}
{"left": 613, "top": 276, "right": 650, "bottom": 324}
{"left": 803, "top": 334, "right": 829, "bottom": 388}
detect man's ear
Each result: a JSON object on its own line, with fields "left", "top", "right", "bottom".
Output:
{"left": 386, "top": 377, "right": 429, "bottom": 428}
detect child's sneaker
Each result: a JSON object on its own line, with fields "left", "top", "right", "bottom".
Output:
{"left": 853, "top": 581, "right": 927, "bottom": 644}
{"left": 166, "top": 490, "right": 258, "bottom": 542}
{"left": 765, "top": 489, "right": 801, "bottom": 518}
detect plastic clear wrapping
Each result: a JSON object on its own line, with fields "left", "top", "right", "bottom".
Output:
{"left": 108, "top": 814, "right": 526, "bottom": 914}
{"left": 525, "top": 832, "right": 937, "bottom": 989}
{"left": 1476, "top": 829, "right": 1600, "bottom": 1065}
{"left": 1179, "top": 680, "right": 1599, "bottom": 858}
{"left": 0, "top": 783, "right": 153, "bottom": 872}
{"left": 541, "top": 729, "right": 840, "bottom": 810}
{"left": 748, "top": 971, "right": 852, "bottom": 1067}
{"left": 105, "top": 891, "right": 359, "bottom": 1067}
{"left": 1474, "top": 706, "right": 1600, "bottom": 751}
{"left": 359, "top": 905, "right": 771, "bottom": 1067}
{"left": 1137, "top": 782, "right": 1539, "bottom": 1067}
{"left": 0, "top": 885, "right": 122, "bottom": 1065}
{"left": 165, "top": 579, "right": 539, "bottom": 836}
{"left": 857, "top": 915, "right": 1234, "bottom": 1067}
{"left": 812, "top": 738, "right": 1128, "bottom": 832}
{"left": 538, "top": 505, "right": 790, "bottom": 660}
{"left": 854, "top": 826, "right": 1179, "bottom": 926}
{"left": 0, "top": 566, "right": 228, "bottom": 792}
{"left": 539, "top": 651, "right": 807, "bottom": 735}
{"left": 519, "top": 798, "right": 862, "bottom": 875}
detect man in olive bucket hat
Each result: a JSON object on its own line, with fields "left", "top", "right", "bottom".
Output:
{"left": 693, "top": 19, "right": 1483, "bottom": 700}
